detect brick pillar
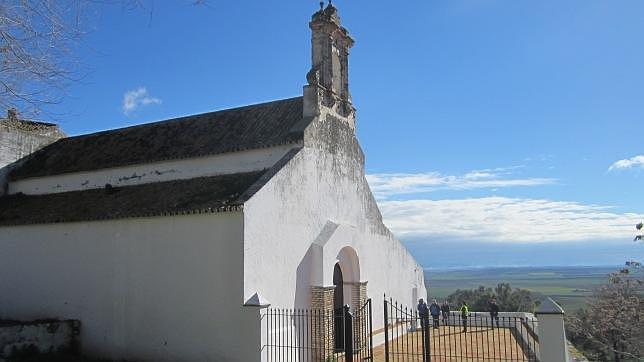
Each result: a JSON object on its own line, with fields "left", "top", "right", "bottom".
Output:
{"left": 311, "top": 286, "right": 335, "bottom": 361}
{"left": 359, "top": 282, "right": 367, "bottom": 308}
{"left": 350, "top": 281, "right": 368, "bottom": 351}
{"left": 350, "top": 281, "right": 368, "bottom": 311}
{"left": 351, "top": 283, "right": 360, "bottom": 312}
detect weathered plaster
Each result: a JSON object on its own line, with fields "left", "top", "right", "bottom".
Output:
{"left": 8, "top": 144, "right": 297, "bottom": 195}
{"left": 243, "top": 107, "right": 427, "bottom": 330}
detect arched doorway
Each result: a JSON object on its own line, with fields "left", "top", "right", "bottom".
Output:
{"left": 333, "top": 263, "right": 344, "bottom": 350}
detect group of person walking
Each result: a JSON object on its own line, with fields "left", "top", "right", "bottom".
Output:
{"left": 417, "top": 299, "right": 451, "bottom": 329}
{"left": 417, "top": 297, "right": 501, "bottom": 333}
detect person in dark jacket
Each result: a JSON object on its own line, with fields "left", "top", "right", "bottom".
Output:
{"left": 489, "top": 298, "right": 500, "bottom": 328}
{"left": 440, "top": 300, "right": 450, "bottom": 324}
{"left": 417, "top": 298, "right": 430, "bottom": 333}
{"left": 429, "top": 299, "right": 441, "bottom": 329}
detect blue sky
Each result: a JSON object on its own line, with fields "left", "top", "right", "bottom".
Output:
{"left": 45, "top": 1, "right": 643, "bottom": 267}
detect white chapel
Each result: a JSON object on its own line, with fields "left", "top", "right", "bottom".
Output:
{"left": 0, "top": 4, "right": 426, "bottom": 361}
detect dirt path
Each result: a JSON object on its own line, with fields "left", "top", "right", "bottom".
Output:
{"left": 372, "top": 326, "right": 532, "bottom": 361}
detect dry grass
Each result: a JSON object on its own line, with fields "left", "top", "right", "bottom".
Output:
{"left": 373, "top": 326, "right": 532, "bottom": 362}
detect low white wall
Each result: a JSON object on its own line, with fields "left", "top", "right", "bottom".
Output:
{"left": 0, "top": 213, "right": 261, "bottom": 362}
{"left": 9, "top": 144, "right": 296, "bottom": 195}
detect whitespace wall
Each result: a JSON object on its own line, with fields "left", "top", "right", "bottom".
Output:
{"left": 0, "top": 212, "right": 260, "bottom": 361}
{"left": 243, "top": 114, "right": 426, "bottom": 329}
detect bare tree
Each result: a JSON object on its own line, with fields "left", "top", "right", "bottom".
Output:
{"left": 567, "top": 273, "right": 643, "bottom": 361}
{"left": 624, "top": 221, "right": 643, "bottom": 279}
{"left": 567, "top": 223, "right": 644, "bottom": 361}
{"left": 0, "top": 0, "right": 205, "bottom": 117}
{"left": 0, "top": 1, "right": 86, "bottom": 116}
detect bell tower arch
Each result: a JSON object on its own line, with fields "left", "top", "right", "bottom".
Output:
{"left": 304, "top": 1, "right": 356, "bottom": 124}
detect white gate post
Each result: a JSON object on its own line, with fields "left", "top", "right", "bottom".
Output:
{"left": 244, "top": 293, "right": 272, "bottom": 362}
{"left": 535, "top": 297, "right": 569, "bottom": 362}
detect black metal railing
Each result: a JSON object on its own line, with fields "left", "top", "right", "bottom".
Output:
{"left": 353, "top": 298, "right": 374, "bottom": 361}
{"left": 261, "top": 299, "right": 373, "bottom": 361}
{"left": 384, "top": 297, "right": 429, "bottom": 361}
{"left": 262, "top": 308, "right": 340, "bottom": 361}
{"left": 383, "top": 296, "right": 540, "bottom": 361}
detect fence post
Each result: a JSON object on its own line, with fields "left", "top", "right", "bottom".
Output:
{"left": 368, "top": 299, "right": 373, "bottom": 356}
{"left": 243, "top": 293, "right": 271, "bottom": 362}
{"left": 384, "top": 297, "right": 389, "bottom": 361}
{"left": 535, "top": 298, "right": 569, "bottom": 362}
{"left": 423, "top": 315, "right": 431, "bottom": 362}
{"left": 344, "top": 305, "right": 354, "bottom": 362}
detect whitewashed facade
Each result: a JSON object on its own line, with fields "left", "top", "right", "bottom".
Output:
{"left": 0, "top": 4, "right": 426, "bottom": 361}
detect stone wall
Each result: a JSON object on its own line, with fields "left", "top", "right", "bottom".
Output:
{"left": 0, "top": 118, "right": 65, "bottom": 169}
{"left": 0, "top": 319, "right": 80, "bottom": 359}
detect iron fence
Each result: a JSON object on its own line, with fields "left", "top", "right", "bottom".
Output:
{"left": 261, "top": 299, "right": 373, "bottom": 361}
{"left": 353, "top": 298, "right": 374, "bottom": 361}
{"left": 383, "top": 296, "right": 540, "bottom": 361}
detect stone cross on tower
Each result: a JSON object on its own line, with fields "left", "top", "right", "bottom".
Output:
{"left": 304, "top": 1, "right": 356, "bottom": 127}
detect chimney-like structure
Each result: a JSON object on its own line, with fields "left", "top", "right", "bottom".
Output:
{"left": 304, "top": 2, "right": 356, "bottom": 128}
{"left": 7, "top": 108, "right": 18, "bottom": 122}
{"left": 0, "top": 108, "right": 66, "bottom": 173}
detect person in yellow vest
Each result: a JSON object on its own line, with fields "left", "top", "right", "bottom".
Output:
{"left": 460, "top": 301, "right": 469, "bottom": 333}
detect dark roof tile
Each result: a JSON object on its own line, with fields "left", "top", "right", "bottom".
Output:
{"left": 10, "top": 97, "right": 303, "bottom": 180}
{"left": 0, "top": 171, "right": 265, "bottom": 226}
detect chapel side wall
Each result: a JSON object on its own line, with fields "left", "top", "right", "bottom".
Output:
{"left": 243, "top": 136, "right": 426, "bottom": 329}
{"left": 0, "top": 213, "right": 260, "bottom": 362}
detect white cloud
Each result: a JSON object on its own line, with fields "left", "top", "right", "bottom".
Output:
{"left": 609, "top": 155, "right": 644, "bottom": 171}
{"left": 366, "top": 169, "right": 556, "bottom": 200}
{"left": 377, "top": 197, "right": 642, "bottom": 243}
{"left": 122, "top": 87, "right": 162, "bottom": 115}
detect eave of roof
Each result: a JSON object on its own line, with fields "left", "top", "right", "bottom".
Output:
{"left": 0, "top": 171, "right": 265, "bottom": 226}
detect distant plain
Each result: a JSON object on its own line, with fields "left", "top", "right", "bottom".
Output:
{"left": 424, "top": 266, "right": 617, "bottom": 312}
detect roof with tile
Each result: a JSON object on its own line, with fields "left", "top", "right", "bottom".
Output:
{"left": 0, "top": 170, "right": 266, "bottom": 226}
{"left": 9, "top": 97, "right": 304, "bottom": 180}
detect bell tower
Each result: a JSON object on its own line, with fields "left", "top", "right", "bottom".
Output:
{"left": 304, "top": 1, "right": 356, "bottom": 127}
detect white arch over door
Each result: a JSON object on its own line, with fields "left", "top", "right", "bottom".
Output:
{"left": 336, "top": 246, "right": 361, "bottom": 307}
